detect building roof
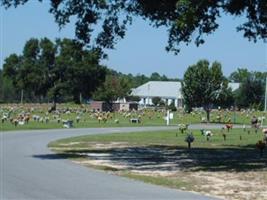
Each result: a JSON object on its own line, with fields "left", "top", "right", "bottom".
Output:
{"left": 131, "top": 81, "right": 182, "bottom": 99}
{"left": 131, "top": 81, "right": 240, "bottom": 99}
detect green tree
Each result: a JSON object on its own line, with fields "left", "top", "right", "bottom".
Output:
{"left": 3, "top": 38, "right": 106, "bottom": 105}
{"left": 0, "top": 69, "right": 2, "bottom": 100}
{"left": 254, "top": 71, "right": 267, "bottom": 81}
{"left": 167, "top": 101, "right": 177, "bottom": 112}
{"left": 216, "top": 87, "right": 235, "bottom": 109}
{"left": 93, "top": 75, "right": 131, "bottom": 103}
{"left": 152, "top": 97, "right": 161, "bottom": 106}
{"left": 161, "top": 75, "right": 169, "bottom": 81}
{"left": 21, "top": 38, "right": 44, "bottom": 99}
{"left": 229, "top": 68, "right": 250, "bottom": 82}
{"left": 0, "top": 69, "right": 4, "bottom": 102}
{"left": 126, "top": 95, "right": 141, "bottom": 102}
{"left": 2, "top": 53, "right": 22, "bottom": 89}
{"left": 182, "top": 60, "right": 226, "bottom": 121}
{"left": 2, "top": 53, "right": 25, "bottom": 102}
{"left": 0, "top": 76, "right": 18, "bottom": 103}
{"left": 134, "top": 74, "right": 150, "bottom": 87}
{"left": 2, "top": 1, "right": 266, "bottom": 54}
{"left": 0, "top": 68, "right": 19, "bottom": 102}
{"left": 150, "top": 72, "right": 170, "bottom": 81}
{"left": 38, "top": 37, "right": 57, "bottom": 99}
{"left": 229, "top": 69, "right": 266, "bottom": 110}
{"left": 48, "top": 38, "right": 106, "bottom": 104}
{"left": 150, "top": 72, "right": 161, "bottom": 81}
{"left": 229, "top": 68, "right": 267, "bottom": 83}
{"left": 71, "top": 51, "right": 107, "bottom": 103}
{"left": 235, "top": 76, "right": 264, "bottom": 110}
{"left": 3, "top": 38, "right": 52, "bottom": 102}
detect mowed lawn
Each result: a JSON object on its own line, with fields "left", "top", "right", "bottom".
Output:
{"left": 49, "top": 128, "right": 265, "bottom": 149}
{"left": 49, "top": 128, "right": 267, "bottom": 200}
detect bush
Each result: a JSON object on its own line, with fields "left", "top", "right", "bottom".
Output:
{"left": 152, "top": 97, "right": 161, "bottom": 106}
{"left": 126, "top": 96, "right": 141, "bottom": 102}
{"left": 184, "top": 104, "right": 192, "bottom": 113}
{"left": 167, "top": 102, "right": 177, "bottom": 111}
{"left": 159, "top": 100, "right": 165, "bottom": 106}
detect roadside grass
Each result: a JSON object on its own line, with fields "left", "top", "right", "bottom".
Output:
{"left": 49, "top": 128, "right": 264, "bottom": 149}
{"left": 0, "top": 120, "right": 159, "bottom": 131}
{"left": 0, "top": 112, "right": 169, "bottom": 131}
{"left": 48, "top": 128, "right": 267, "bottom": 199}
{"left": 122, "top": 173, "right": 194, "bottom": 191}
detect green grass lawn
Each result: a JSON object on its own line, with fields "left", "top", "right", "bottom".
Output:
{"left": 1, "top": 103, "right": 267, "bottom": 131}
{"left": 49, "top": 128, "right": 265, "bottom": 149}
{"left": 49, "top": 128, "right": 267, "bottom": 199}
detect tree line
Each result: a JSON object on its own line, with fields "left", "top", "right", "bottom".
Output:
{"left": 1, "top": 38, "right": 266, "bottom": 113}
{"left": 229, "top": 68, "right": 267, "bottom": 110}
{"left": 182, "top": 61, "right": 266, "bottom": 121}
{"left": 1, "top": 38, "right": 106, "bottom": 106}
{"left": 0, "top": 38, "right": 178, "bottom": 105}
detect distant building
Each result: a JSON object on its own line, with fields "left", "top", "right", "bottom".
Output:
{"left": 131, "top": 81, "right": 183, "bottom": 108}
{"left": 112, "top": 102, "right": 138, "bottom": 111}
{"left": 228, "top": 82, "right": 240, "bottom": 91}
{"left": 131, "top": 81, "right": 240, "bottom": 108}
{"left": 90, "top": 101, "right": 111, "bottom": 112}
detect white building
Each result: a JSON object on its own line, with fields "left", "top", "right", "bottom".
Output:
{"left": 131, "top": 81, "right": 240, "bottom": 108}
{"left": 228, "top": 82, "right": 240, "bottom": 91}
{"left": 131, "top": 81, "right": 183, "bottom": 108}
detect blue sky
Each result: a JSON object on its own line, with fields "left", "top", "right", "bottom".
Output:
{"left": 1, "top": 1, "right": 266, "bottom": 79}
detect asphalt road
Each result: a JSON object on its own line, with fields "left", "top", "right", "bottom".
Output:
{"left": 0, "top": 125, "right": 224, "bottom": 200}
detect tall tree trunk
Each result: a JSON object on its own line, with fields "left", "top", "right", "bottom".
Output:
{"left": 20, "top": 89, "right": 24, "bottom": 104}
{"left": 79, "top": 93, "right": 82, "bottom": 104}
{"left": 52, "top": 94, "right": 57, "bottom": 111}
{"left": 206, "top": 109, "right": 210, "bottom": 122}
{"left": 73, "top": 92, "right": 81, "bottom": 104}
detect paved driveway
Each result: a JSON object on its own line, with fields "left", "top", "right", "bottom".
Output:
{"left": 0, "top": 125, "right": 222, "bottom": 199}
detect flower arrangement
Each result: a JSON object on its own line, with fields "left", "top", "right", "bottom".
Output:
{"left": 178, "top": 123, "right": 188, "bottom": 134}
{"left": 185, "top": 132, "right": 195, "bottom": 149}
{"left": 225, "top": 124, "right": 233, "bottom": 132}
